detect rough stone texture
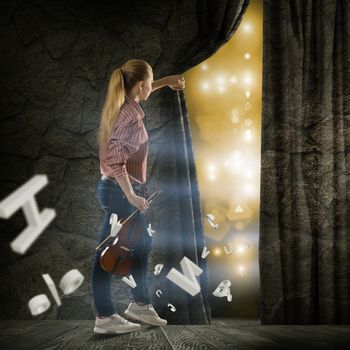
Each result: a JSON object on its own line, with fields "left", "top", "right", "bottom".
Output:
{"left": 259, "top": 0, "right": 350, "bottom": 324}
{"left": 0, "top": 0, "right": 249, "bottom": 323}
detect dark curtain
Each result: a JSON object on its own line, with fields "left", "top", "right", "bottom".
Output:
{"left": 259, "top": 0, "right": 350, "bottom": 324}
{"left": 0, "top": 0, "right": 249, "bottom": 324}
{"left": 150, "top": 0, "right": 250, "bottom": 325}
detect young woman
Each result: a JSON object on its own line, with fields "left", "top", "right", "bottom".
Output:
{"left": 92, "top": 59, "right": 185, "bottom": 334}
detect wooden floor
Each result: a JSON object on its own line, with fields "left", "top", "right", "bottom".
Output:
{"left": 1, "top": 318, "right": 350, "bottom": 350}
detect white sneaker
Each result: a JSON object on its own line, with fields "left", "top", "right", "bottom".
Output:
{"left": 124, "top": 302, "right": 167, "bottom": 326}
{"left": 94, "top": 313, "right": 141, "bottom": 334}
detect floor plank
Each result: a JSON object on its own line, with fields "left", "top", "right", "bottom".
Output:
{"left": 208, "top": 324, "right": 293, "bottom": 350}
{"left": 75, "top": 331, "right": 131, "bottom": 350}
{"left": 35, "top": 323, "right": 96, "bottom": 350}
{"left": 0, "top": 322, "right": 79, "bottom": 350}
{"left": 187, "top": 326, "right": 267, "bottom": 350}
{"left": 126, "top": 326, "right": 172, "bottom": 349}
{"left": 71, "top": 321, "right": 131, "bottom": 350}
{"left": 162, "top": 325, "right": 221, "bottom": 350}
{"left": 1, "top": 319, "right": 350, "bottom": 350}
{"left": 227, "top": 322, "right": 350, "bottom": 350}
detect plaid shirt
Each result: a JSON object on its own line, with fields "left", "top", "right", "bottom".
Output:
{"left": 99, "top": 95, "right": 149, "bottom": 184}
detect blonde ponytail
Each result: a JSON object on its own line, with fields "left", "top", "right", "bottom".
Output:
{"left": 97, "top": 67, "right": 125, "bottom": 148}
{"left": 97, "top": 59, "right": 152, "bottom": 149}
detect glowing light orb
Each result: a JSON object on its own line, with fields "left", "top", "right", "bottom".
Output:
{"left": 242, "top": 22, "right": 253, "bottom": 33}
{"left": 216, "top": 75, "right": 225, "bottom": 84}
{"left": 243, "top": 74, "right": 253, "bottom": 85}
{"left": 244, "top": 118, "right": 253, "bottom": 126}
{"left": 201, "top": 81, "right": 210, "bottom": 91}
{"left": 218, "top": 85, "right": 226, "bottom": 93}
{"left": 213, "top": 248, "right": 222, "bottom": 256}
{"left": 244, "top": 129, "right": 253, "bottom": 143}
{"left": 229, "top": 75, "right": 237, "bottom": 83}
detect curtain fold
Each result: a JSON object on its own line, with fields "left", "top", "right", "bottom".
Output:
{"left": 169, "top": 0, "right": 250, "bottom": 74}
{"left": 259, "top": 0, "right": 350, "bottom": 324}
{"left": 150, "top": 0, "right": 250, "bottom": 324}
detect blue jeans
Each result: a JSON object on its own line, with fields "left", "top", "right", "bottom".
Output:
{"left": 91, "top": 177, "right": 152, "bottom": 317}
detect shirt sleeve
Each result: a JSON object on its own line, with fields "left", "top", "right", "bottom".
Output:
{"left": 105, "top": 122, "right": 142, "bottom": 180}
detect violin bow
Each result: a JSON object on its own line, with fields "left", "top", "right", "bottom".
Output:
{"left": 95, "top": 190, "right": 162, "bottom": 251}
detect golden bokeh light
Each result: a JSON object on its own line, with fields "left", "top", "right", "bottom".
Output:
{"left": 183, "top": 0, "right": 262, "bottom": 315}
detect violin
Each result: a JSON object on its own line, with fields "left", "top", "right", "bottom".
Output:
{"left": 95, "top": 190, "right": 161, "bottom": 277}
